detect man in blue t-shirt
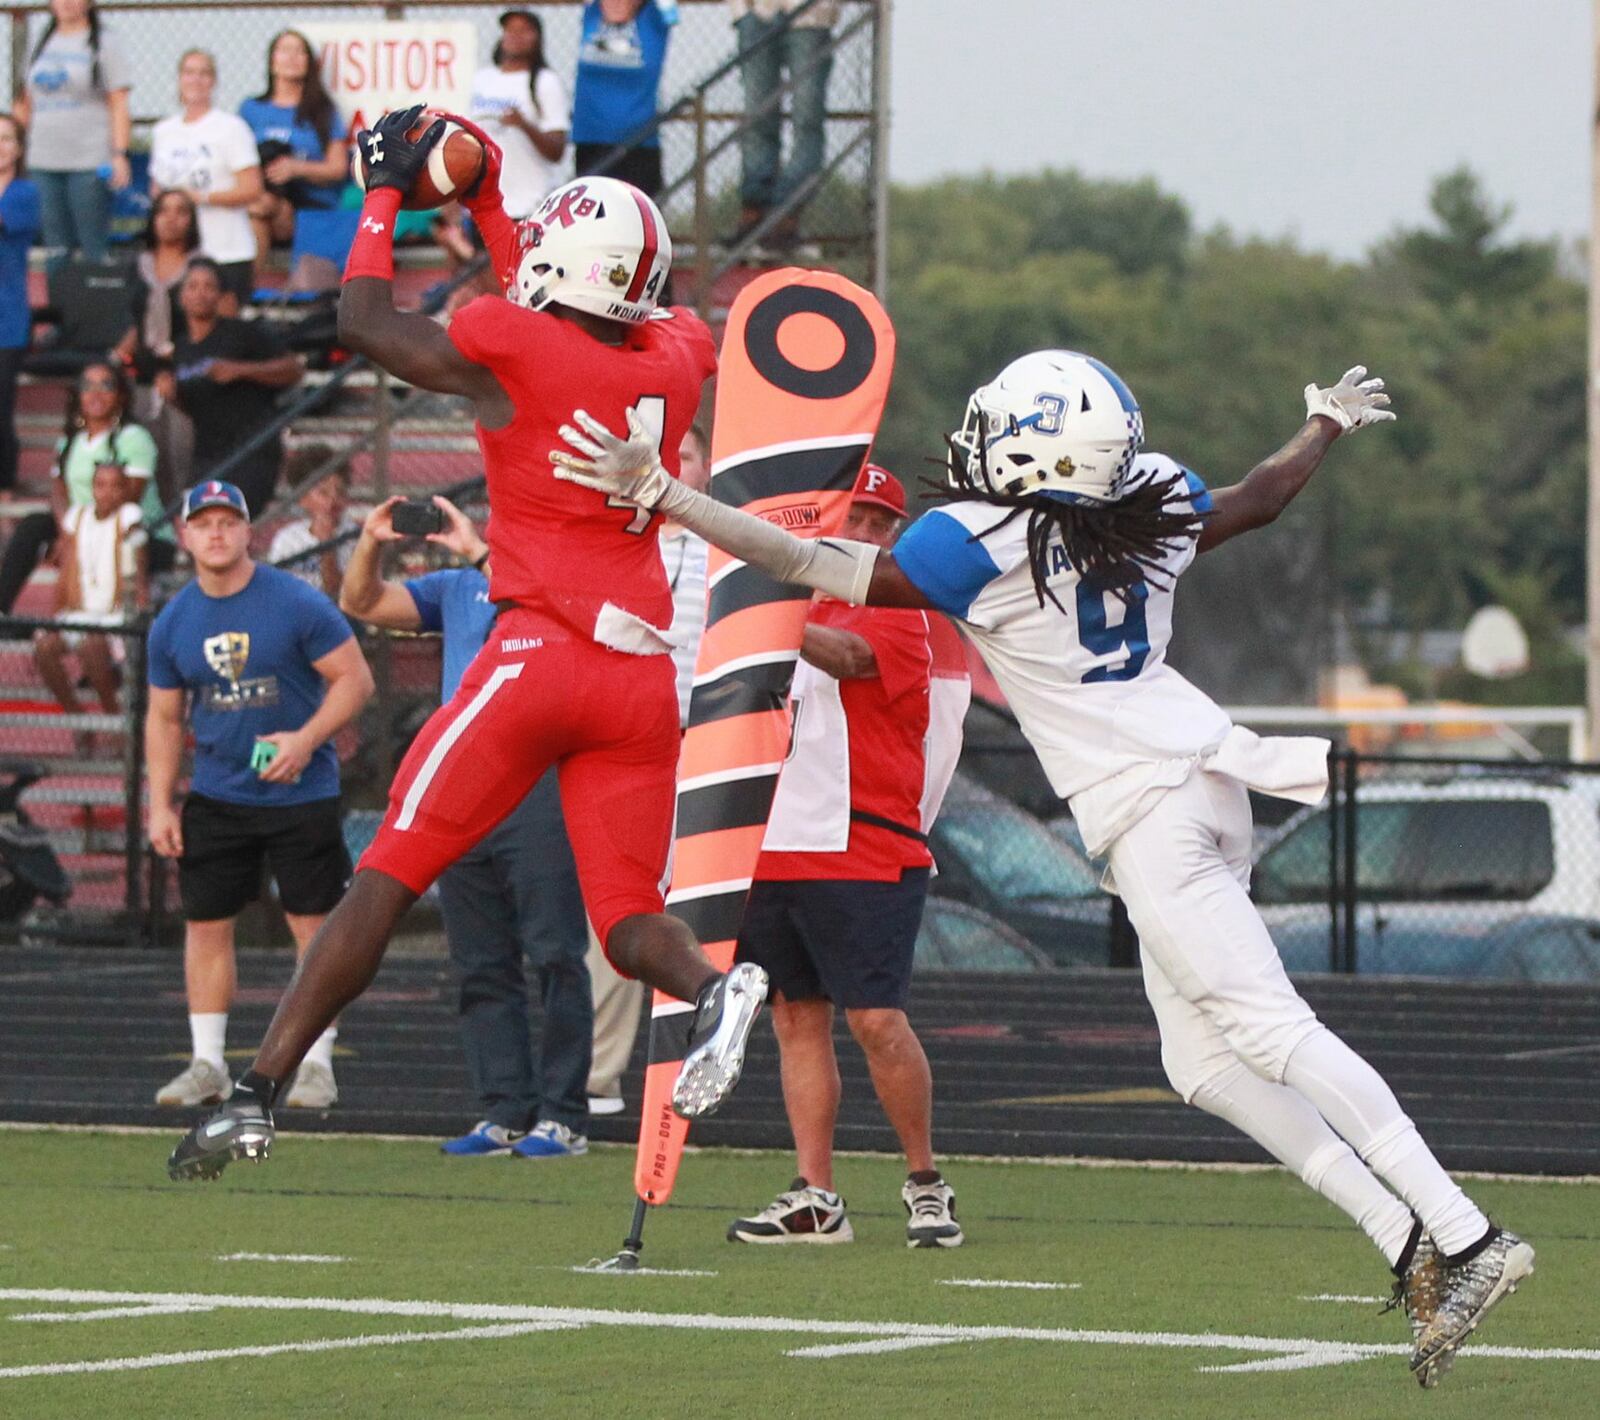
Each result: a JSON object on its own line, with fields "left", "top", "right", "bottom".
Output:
{"left": 338, "top": 492, "right": 594, "bottom": 1159}
{"left": 147, "top": 481, "right": 374, "bottom": 1113}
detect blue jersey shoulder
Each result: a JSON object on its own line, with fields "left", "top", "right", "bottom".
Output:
{"left": 891, "top": 507, "right": 1005, "bottom": 620}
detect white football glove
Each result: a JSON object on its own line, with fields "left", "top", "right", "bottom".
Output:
{"left": 550, "top": 408, "right": 673, "bottom": 509}
{"left": 1304, "top": 365, "right": 1395, "bottom": 432}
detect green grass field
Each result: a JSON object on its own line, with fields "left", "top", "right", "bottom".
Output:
{"left": 2, "top": 1128, "right": 1595, "bottom": 1418}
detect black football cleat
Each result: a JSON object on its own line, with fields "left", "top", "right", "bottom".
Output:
{"left": 168, "top": 1095, "right": 275, "bottom": 1182}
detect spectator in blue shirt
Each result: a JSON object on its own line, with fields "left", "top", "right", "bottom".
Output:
{"left": 238, "top": 30, "right": 350, "bottom": 281}
{"left": 571, "top": 0, "right": 676, "bottom": 200}
{"left": 338, "top": 492, "right": 595, "bottom": 1158}
{"left": 0, "top": 114, "right": 41, "bottom": 497}
{"left": 147, "top": 479, "right": 374, "bottom": 1114}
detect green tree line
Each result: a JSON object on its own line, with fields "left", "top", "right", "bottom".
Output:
{"left": 876, "top": 168, "right": 1585, "bottom": 705}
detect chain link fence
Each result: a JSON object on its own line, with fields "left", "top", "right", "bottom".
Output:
{"left": 958, "top": 723, "right": 1600, "bottom": 984}
{"left": 2, "top": 0, "right": 885, "bottom": 291}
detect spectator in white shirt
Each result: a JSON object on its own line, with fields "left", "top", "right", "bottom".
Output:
{"left": 466, "top": 10, "right": 570, "bottom": 219}
{"left": 267, "top": 446, "right": 364, "bottom": 599}
{"left": 34, "top": 459, "right": 147, "bottom": 730}
{"left": 148, "top": 50, "right": 264, "bottom": 307}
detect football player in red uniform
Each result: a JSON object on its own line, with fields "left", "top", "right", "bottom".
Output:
{"left": 169, "top": 107, "right": 768, "bottom": 1182}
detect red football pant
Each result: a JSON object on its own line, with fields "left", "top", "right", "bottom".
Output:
{"left": 360, "top": 608, "right": 681, "bottom": 954}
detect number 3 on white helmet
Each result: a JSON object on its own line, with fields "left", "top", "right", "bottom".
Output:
{"left": 509, "top": 176, "right": 673, "bottom": 324}
{"left": 951, "top": 350, "right": 1146, "bottom": 505}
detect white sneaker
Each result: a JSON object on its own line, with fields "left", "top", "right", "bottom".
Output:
{"left": 902, "top": 1177, "right": 964, "bottom": 1248}
{"left": 728, "top": 1179, "right": 854, "bottom": 1245}
{"left": 155, "top": 1058, "right": 233, "bottom": 1107}
{"left": 588, "top": 1095, "right": 625, "bottom": 1116}
{"left": 283, "top": 1060, "right": 338, "bottom": 1109}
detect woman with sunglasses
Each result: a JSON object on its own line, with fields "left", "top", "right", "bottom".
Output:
{"left": 0, "top": 112, "right": 41, "bottom": 503}
{"left": 0, "top": 359, "right": 168, "bottom": 614}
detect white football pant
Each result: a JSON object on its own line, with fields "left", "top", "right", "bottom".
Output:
{"left": 1107, "top": 767, "right": 1490, "bottom": 1261}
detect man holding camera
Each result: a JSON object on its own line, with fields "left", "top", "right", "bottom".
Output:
{"left": 148, "top": 480, "right": 373, "bottom": 1111}
{"left": 339, "top": 492, "right": 595, "bottom": 1157}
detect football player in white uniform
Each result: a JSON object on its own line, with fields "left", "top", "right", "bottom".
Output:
{"left": 551, "top": 351, "right": 1532, "bottom": 1387}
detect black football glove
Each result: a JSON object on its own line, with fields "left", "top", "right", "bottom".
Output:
{"left": 356, "top": 104, "right": 447, "bottom": 196}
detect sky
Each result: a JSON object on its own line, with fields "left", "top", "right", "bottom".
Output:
{"left": 887, "top": 0, "right": 1591, "bottom": 259}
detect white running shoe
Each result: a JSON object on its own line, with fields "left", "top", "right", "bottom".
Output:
{"left": 728, "top": 1179, "right": 854, "bottom": 1244}
{"left": 672, "top": 963, "right": 768, "bottom": 1119}
{"left": 283, "top": 1060, "right": 338, "bottom": 1110}
{"left": 902, "top": 1177, "right": 964, "bottom": 1248}
{"left": 155, "top": 1058, "right": 233, "bottom": 1108}
{"left": 1412, "top": 1229, "right": 1535, "bottom": 1384}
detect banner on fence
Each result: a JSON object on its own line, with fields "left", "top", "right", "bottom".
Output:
{"left": 305, "top": 22, "right": 478, "bottom": 136}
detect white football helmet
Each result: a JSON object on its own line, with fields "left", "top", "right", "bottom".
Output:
{"left": 950, "top": 350, "right": 1145, "bottom": 504}
{"left": 509, "top": 176, "right": 672, "bottom": 323}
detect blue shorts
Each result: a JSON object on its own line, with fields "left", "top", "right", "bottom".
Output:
{"left": 735, "top": 869, "right": 930, "bottom": 1011}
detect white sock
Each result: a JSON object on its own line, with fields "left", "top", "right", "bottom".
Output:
{"left": 1191, "top": 1061, "right": 1415, "bottom": 1264}
{"left": 189, "top": 1012, "right": 227, "bottom": 1073}
{"left": 1282, "top": 1027, "right": 1490, "bottom": 1256}
{"left": 303, "top": 1026, "right": 338, "bottom": 1072}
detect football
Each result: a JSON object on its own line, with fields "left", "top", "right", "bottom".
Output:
{"left": 352, "top": 109, "right": 485, "bottom": 211}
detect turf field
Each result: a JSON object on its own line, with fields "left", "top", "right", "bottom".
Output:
{"left": 2, "top": 1129, "right": 1595, "bottom": 1419}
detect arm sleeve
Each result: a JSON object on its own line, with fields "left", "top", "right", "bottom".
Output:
{"left": 97, "top": 31, "right": 133, "bottom": 92}
{"left": 146, "top": 608, "right": 182, "bottom": 689}
{"left": 537, "top": 68, "right": 571, "bottom": 127}
{"left": 851, "top": 611, "right": 933, "bottom": 705}
{"left": 115, "top": 425, "right": 158, "bottom": 481}
{"left": 222, "top": 114, "right": 260, "bottom": 174}
{"left": 1182, "top": 467, "right": 1213, "bottom": 514}
{"left": 889, "top": 510, "right": 1005, "bottom": 620}
{"left": 0, "top": 182, "right": 41, "bottom": 241}
{"left": 402, "top": 571, "right": 449, "bottom": 633}
{"left": 237, "top": 99, "right": 265, "bottom": 143}
{"left": 296, "top": 584, "right": 356, "bottom": 662}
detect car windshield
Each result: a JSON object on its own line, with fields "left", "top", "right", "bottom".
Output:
{"left": 1254, "top": 798, "right": 1555, "bottom": 905}
{"left": 915, "top": 902, "right": 1046, "bottom": 972}
{"left": 933, "top": 803, "right": 1101, "bottom": 902}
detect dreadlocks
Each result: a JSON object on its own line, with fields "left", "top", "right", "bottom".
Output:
{"left": 926, "top": 434, "right": 1206, "bottom": 611}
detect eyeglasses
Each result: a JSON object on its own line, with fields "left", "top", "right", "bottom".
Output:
{"left": 79, "top": 376, "right": 118, "bottom": 392}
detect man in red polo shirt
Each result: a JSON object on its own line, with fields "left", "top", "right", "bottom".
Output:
{"left": 728, "top": 466, "right": 972, "bottom": 1249}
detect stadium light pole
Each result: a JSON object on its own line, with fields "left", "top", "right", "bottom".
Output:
{"left": 1589, "top": 0, "right": 1600, "bottom": 756}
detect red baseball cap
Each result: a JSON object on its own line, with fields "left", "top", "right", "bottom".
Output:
{"left": 851, "top": 463, "right": 906, "bottom": 516}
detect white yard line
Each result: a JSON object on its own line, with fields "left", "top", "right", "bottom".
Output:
{"left": 940, "top": 1279, "right": 1081, "bottom": 1292}
{"left": 14, "top": 1304, "right": 216, "bottom": 1323}
{"left": 1299, "top": 1294, "right": 1388, "bottom": 1305}
{"left": 215, "top": 1253, "right": 349, "bottom": 1265}
{"left": 787, "top": 1337, "right": 968, "bottom": 1359}
{"left": 568, "top": 1266, "right": 718, "bottom": 1278}
{"left": 0, "top": 1322, "right": 574, "bottom": 1380}
{"left": 3, "top": 1287, "right": 1598, "bottom": 1379}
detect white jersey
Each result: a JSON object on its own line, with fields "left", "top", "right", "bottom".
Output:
{"left": 890, "top": 453, "right": 1231, "bottom": 804}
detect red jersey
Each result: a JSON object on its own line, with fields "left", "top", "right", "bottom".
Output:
{"left": 757, "top": 600, "right": 942, "bottom": 883}
{"left": 447, "top": 297, "right": 717, "bottom": 638}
